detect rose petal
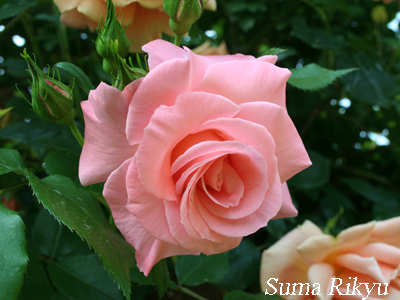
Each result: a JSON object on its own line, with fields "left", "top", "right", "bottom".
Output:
{"left": 194, "top": 60, "right": 291, "bottom": 108}
{"left": 260, "top": 220, "right": 322, "bottom": 294}
{"left": 126, "top": 53, "right": 212, "bottom": 144}
{"left": 298, "top": 222, "right": 375, "bottom": 265}
{"left": 235, "top": 102, "right": 311, "bottom": 182}
{"left": 370, "top": 216, "right": 400, "bottom": 248}
{"left": 59, "top": 9, "right": 98, "bottom": 30}
{"left": 164, "top": 200, "right": 242, "bottom": 254}
{"left": 135, "top": 92, "right": 240, "bottom": 200}
{"left": 142, "top": 39, "right": 189, "bottom": 70}
{"left": 273, "top": 183, "right": 298, "bottom": 219}
{"left": 126, "top": 157, "right": 178, "bottom": 245}
{"left": 103, "top": 158, "right": 194, "bottom": 276}
{"left": 308, "top": 263, "right": 335, "bottom": 300}
{"left": 357, "top": 242, "right": 400, "bottom": 268}
{"left": 196, "top": 173, "right": 282, "bottom": 237}
{"left": 79, "top": 81, "right": 140, "bottom": 185}
{"left": 335, "top": 253, "right": 388, "bottom": 284}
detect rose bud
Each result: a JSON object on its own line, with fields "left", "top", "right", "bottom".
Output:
{"left": 164, "top": 0, "right": 204, "bottom": 36}
{"left": 21, "top": 50, "right": 74, "bottom": 124}
{"left": 96, "top": 0, "right": 131, "bottom": 59}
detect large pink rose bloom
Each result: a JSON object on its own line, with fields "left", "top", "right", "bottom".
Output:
{"left": 53, "top": 0, "right": 216, "bottom": 53}
{"left": 260, "top": 218, "right": 400, "bottom": 300}
{"left": 79, "top": 39, "right": 311, "bottom": 275}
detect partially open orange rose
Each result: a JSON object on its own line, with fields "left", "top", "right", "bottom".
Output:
{"left": 260, "top": 218, "right": 400, "bottom": 300}
{"left": 53, "top": 0, "right": 217, "bottom": 53}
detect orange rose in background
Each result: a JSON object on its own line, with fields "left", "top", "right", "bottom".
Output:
{"left": 192, "top": 41, "right": 229, "bottom": 56}
{"left": 260, "top": 218, "right": 400, "bottom": 299}
{"left": 53, "top": 0, "right": 217, "bottom": 53}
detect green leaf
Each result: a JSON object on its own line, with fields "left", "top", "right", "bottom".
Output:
{"left": 0, "top": 203, "right": 28, "bottom": 300}
{"left": 32, "top": 209, "right": 91, "bottom": 259}
{"left": 223, "top": 291, "right": 278, "bottom": 300}
{"left": 54, "top": 62, "right": 94, "bottom": 95}
{"left": 43, "top": 151, "right": 79, "bottom": 180}
{"left": 337, "top": 52, "right": 396, "bottom": 105}
{"left": 291, "top": 24, "right": 347, "bottom": 50}
{"left": 0, "top": 121, "right": 81, "bottom": 154}
{"left": 289, "top": 151, "right": 330, "bottom": 190}
{"left": 0, "top": 107, "right": 12, "bottom": 118}
{"left": 175, "top": 253, "right": 229, "bottom": 286}
{"left": 152, "top": 259, "right": 169, "bottom": 300}
{"left": 25, "top": 172, "right": 135, "bottom": 300}
{"left": 130, "top": 261, "right": 154, "bottom": 286}
{"left": 48, "top": 255, "right": 124, "bottom": 300}
{"left": 18, "top": 251, "right": 54, "bottom": 300}
{"left": 0, "top": 0, "right": 38, "bottom": 21}
{"left": 0, "top": 148, "right": 26, "bottom": 175}
{"left": 288, "top": 64, "right": 356, "bottom": 91}
{"left": 216, "top": 239, "right": 260, "bottom": 291}
{"left": 260, "top": 48, "right": 286, "bottom": 56}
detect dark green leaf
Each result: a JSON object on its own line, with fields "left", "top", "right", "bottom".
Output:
{"left": 48, "top": 255, "right": 124, "bottom": 300}
{"left": 0, "top": 1, "right": 37, "bottom": 21}
{"left": 291, "top": 24, "right": 347, "bottom": 50}
{"left": 0, "top": 148, "right": 26, "bottom": 175}
{"left": 288, "top": 64, "right": 356, "bottom": 91}
{"left": 152, "top": 259, "right": 169, "bottom": 300}
{"left": 175, "top": 253, "right": 229, "bottom": 286}
{"left": 0, "top": 203, "right": 28, "bottom": 300}
{"left": 0, "top": 121, "right": 81, "bottom": 154}
{"left": 54, "top": 62, "right": 94, "bottom": 95}
{"left": 26, "top": 172, "right": 135, "bottom": 300}
{"left": 32, "top": 209, "right": 91, "bottom": 259}
{"left": 337, "top": 52, "right": 396, "bottom": 105}
{"left": 261, "top": 48, "right": 287, "bottom": 56}
{"left": 43, "top": 151, "right": 79, "bottom": 180}
{"left": 216, "top": 239, "right": 260, "bottom": 290}
{"left": 18, "top": 251, "right": 54, "bottom": 300}
{"left": 289, "top": 151, "right": 330, "bottom": 190}
{"left": 130, "top": 261, "right": 154, "bottom": 286}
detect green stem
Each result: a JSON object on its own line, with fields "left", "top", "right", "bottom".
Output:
{"left": 174, "top": 34, "right": 183, "bottom": 46}
{"left": 21, "top": 13, "right": 44, "bottom": 66}
{"left": 0, "top": 181, "right": 29, "bottom": 196}
{"left": 68, "top": 121, "right": 84, "bottom": 147}
{"left": 0, "top": 10, "right": 27, "bottom": 39}
{"left": 53, "top": 4, "right": 72, "bottom": 62}
{"left": 173, "top": 285, "right": 209, "bottom": 300}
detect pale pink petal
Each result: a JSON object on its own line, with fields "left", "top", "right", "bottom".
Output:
{"left": 79, "top": 81, "right": 140, "bottom": 185}
{"left": 59, "top": 9, "right": 98, "bottom": 30}
{"left": 76, "top": 0, "right": 106, "bottom": 23}
{"left": 53, "top": 0, "right": 81, "bottom": 13}
{"left": 298, "top": 221, "right": 375, "bottom": 265}
{"left": 235, "top": 102, "right": 311, "bottom": 182}
{"left": 308, "top": 263, "right": 335, "bottom": 300}
{"left": 135, "top": 0, "right": 164, "bottom": 9}
{"left": 357, "top": 242, "right": 400, "bottom": 267}
{"left": 256, "top": 55, "right": 278, "bottom": 64}
{"left": 202, "top": 156, "right": 224, "bottom": 191}
{"left": 335, "top": 254, "right": 388, "bottom": 284}
{"left": 164, "top": 200, "right": 242, "bottom": 253}
{"left": 194, "top": 118, "right": 278, "bottom": 188}
{"left": 126, "top": 54, "right": 212, "bottom": 144}
{"left": 194, "top": 60, "right": 291, "bottom": 107}
{"left": 260, "top": 220, "right": 322, "bottom": 296}
{"left": 196, "top": 173, "right": 282, "bottom": 237}
{"left": 103, "top": 158, "right": 195, "bottom": 276}
{"left": 273, "top": 183, "right": 298, "bottom": 219}
{"left": 135, "top": 92, "right": 240, "bottom": 200}
{"left": 125, "top": 157, "right": 177, "bottom": 245}
{"left": 142, "top": 39, "right": 189, "bottom": 70}
{"left": 124, "top": 5, "right": 172, "bottom": 53}
{"left": 370, "top": 217, "right": 400, "bottom": 248}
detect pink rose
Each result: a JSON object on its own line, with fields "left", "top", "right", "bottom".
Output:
{"left": 79, "top": 39, "right": 311, "bottom": 275}
{"left": 260, "top": 218, "right": 400, "bottom": 299}
{"left": 53, "top": 0, "right": 217, "bottom": 53}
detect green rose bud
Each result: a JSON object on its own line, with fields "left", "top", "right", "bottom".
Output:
{"left": 164, "top": 0, "right": 204, "bottom": 25}
{"left": 21, "top": 50, "right": 74, "bottom": 124}
{"left": 96, "top": 0, "right": 130, "bottom": 59}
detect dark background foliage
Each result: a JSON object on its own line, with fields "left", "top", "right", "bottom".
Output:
{"left": 0, "top": 0, "right": 399, "bottom": 299}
